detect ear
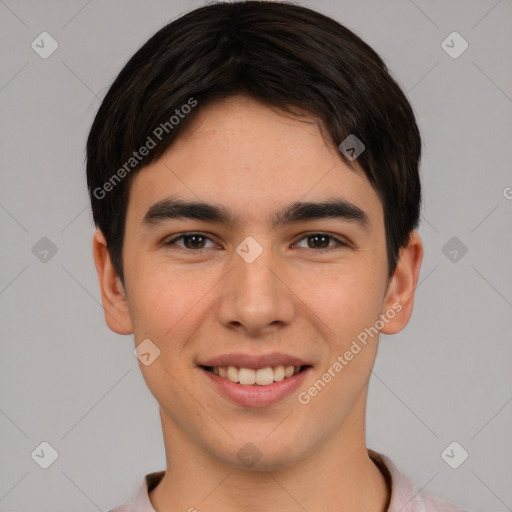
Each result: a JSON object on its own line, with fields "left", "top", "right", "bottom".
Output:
{"left": 92, "top": 229, "right": 133, "bottom": 335}
{"left": 380, "top": 230, "right": 423, "bottom": 335}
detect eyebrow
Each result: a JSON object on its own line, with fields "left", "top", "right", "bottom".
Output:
{"left": 142, "top": 196, "right": 370, "bottom": 231}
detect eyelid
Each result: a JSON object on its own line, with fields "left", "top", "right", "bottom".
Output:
{"left": 164, "top": 231, "right": 349, "bottom": 251}
{"left": 164, "top": 232, "right": 218, "bottom": 250}
{"left": 292, "top": 231, "right": 349, "bottom": 250}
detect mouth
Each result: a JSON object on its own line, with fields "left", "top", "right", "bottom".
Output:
{"left": 199, "top": 355, "right": 313, "bottom": 407}
{"left": 201, "top": 364, "right": 311, "bottom": 386}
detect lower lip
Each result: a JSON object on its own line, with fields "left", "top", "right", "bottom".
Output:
{"left": 200, "top": 367, "right": 312, "bottom": 408}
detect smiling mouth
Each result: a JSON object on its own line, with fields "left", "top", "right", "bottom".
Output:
{"left": 201, "top": 365, "right": 311, "bottom": 386}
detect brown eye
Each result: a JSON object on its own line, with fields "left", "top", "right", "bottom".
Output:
{"left": 182, "top": 234, "right": 207, "bottom": 249}
{"left": 294, "top": 233, "right": 347, "bottom": 251}
{"left": 307, "top": 234, "right": 330, "bottom": 249}
{"left": 165, "top": 233, "right": 215, "bottom": 251}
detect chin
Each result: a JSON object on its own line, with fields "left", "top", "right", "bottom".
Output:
{"left": 211, "top": 432, "right": 309, "bottom": 472}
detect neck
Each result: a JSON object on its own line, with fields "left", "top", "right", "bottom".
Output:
{"left": 149, "top": 395, "right": 389, "bottom": 512}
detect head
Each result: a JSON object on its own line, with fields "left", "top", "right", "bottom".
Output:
{"left": 88, "top": 1, "right": 423, "bottom": 470}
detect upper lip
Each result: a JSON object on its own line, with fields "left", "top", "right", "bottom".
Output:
{"left": 199, "top": 352, "right": 311, "bottom": 369}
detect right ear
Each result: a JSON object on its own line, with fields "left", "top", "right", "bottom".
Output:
{"left": 92, "top": 229, "right": 133, "bottom": 335}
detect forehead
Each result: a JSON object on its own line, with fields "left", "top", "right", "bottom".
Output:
{"left": 126, "top": 95, "right": 383, "bottom": 228}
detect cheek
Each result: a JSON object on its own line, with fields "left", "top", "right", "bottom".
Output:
{"left": 125, "top": 260, "right": 219, "bottom": 355}
{"left": 297, "top": 262, "right": 386, "bottom": 344}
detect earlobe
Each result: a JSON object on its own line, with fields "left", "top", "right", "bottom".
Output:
{"left": 92, "top": 229, "right": 133, "bottom": 335}
{"left": 380, "top": 230, "right": 423, "bottom": 335}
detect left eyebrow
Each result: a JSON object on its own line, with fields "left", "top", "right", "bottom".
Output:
{"left": 271, "top": 199, "right": 369, "bottom": 231}
{"left": 141, "top": 196, "right": 370, "bottom": 231}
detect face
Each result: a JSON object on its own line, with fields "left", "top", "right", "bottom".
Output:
{"left": 94, "top": 95, "right": 422, "bottom": 471}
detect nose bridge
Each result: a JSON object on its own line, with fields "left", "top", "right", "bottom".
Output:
{"left": 218, "top": 235, "right": 295, "bottom": 333}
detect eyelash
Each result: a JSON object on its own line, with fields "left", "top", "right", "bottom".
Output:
{"left": 164, "top": 232, "right": 348, "bottom": 254}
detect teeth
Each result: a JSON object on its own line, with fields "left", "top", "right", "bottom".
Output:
{"left": 273, "top": 365, "right": 285, "bottom": 381}
{"left": 211, "top": 365, "right": 302, "bottom": 385}
{"left": 239, "top": 367, "right": 256, "bottom": 385}
{"left": 227, "top": 366, "right": 239, "bottom": 383}
{"left": 255, "top": 367, "right": 273, "bottom": 385}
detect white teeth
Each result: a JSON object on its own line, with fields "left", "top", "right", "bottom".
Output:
{"left": 239, "top": 368, "right": 256, "bottom": 385}
{"left": 227, "top": 366, "right": 239, "bottom": 383}
{"left": 273, "top": 365, "right": 285, "bottom": 381}
{"left": 211, "top": 364, "right": 303, "bottom": 385}
{"left": 255, "top": 367, "right": 274, "bottom": 385}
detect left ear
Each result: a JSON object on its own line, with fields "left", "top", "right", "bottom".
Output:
{"left": 380, "top": 230, "right": 423, "bottom": 335}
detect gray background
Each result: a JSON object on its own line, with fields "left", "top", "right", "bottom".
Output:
{"left": 1, "top": 0, "right": 511, "bottom": 510}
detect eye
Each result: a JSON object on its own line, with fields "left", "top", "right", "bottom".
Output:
{"left": 164, "top": 232, "right": 348, "bottom": 253}
{"left": 293, "top": 233, "right": 348, "bottom": 252}
{"left": 165, "top": 233, "right": 216, "bottom": 251}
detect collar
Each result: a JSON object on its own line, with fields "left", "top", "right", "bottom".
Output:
{"left": 112, "top": 450, "right": 465, "bottom": 512}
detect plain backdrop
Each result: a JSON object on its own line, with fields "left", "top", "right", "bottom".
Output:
{"left": 1, "top": 1, "right": 511, "bottom": 510}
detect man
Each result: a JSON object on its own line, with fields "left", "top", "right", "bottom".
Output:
{"left": 87, "top": 1, "right": 466, "bottom": 510}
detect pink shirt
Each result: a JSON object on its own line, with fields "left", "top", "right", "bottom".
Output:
{"left": 110, "top": 450, "right": 467, "bottom": 511}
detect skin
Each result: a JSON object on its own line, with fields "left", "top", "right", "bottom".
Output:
{"left": 93, "top": 95, "right": 423, "bottom": 512}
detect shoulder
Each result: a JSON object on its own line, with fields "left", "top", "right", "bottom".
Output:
{"left": 109, "top": 504, "right": 135, "bottom": 512}
{"left": 411, "top": 486, "right": 469, "bottom": 512}
{"left": 108, "top": 471, "right": 165, "bottom": 512}
{"left": 368, "top": 450, "right": 468, "bottom": 512}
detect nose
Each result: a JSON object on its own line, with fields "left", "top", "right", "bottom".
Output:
{"left": 216, "top": 237, "right": 296, "bottom": 337}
